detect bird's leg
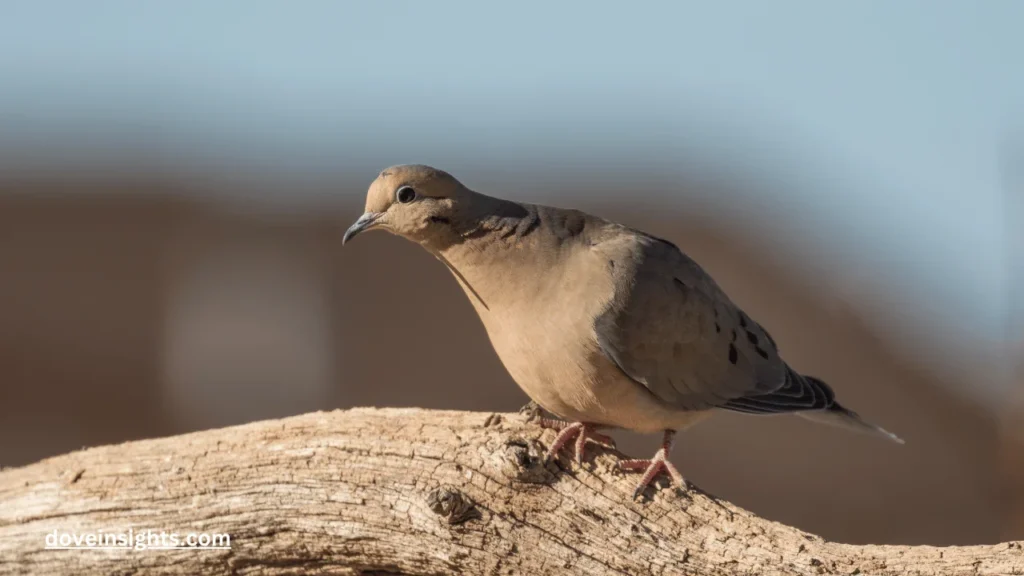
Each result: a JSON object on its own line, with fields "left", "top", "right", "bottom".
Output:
{"left": 539, "top": 419, "right": 616, "bottom": 465}
{"left": 618, "top": 429, "right": 686, "bottom": 499}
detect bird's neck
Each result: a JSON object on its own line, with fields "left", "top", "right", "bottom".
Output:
{"left": 431, "top": 195, "right": 550, "bottom": 313}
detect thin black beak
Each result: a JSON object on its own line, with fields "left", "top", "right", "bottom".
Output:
{"left": 342, "top": 212, "right": 382, "bottom": 245}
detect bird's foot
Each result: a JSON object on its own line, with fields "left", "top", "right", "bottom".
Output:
{"left": 539, "top": 419, "right": 616, "bottom": 465}
{"left": 618, "top": 430, "right": 686, "bottom": 499}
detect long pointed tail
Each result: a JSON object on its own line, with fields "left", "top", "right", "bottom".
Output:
{"left": 797, "top": 401, "right": 905, "bottom": 444}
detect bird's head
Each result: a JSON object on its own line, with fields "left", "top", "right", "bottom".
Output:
{"left": 343, "top": 164, "right": 471, "bottom": 248}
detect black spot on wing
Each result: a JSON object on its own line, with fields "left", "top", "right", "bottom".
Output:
{"left": 728, "top": 343, "right": 738, "bottom": 365}
{"left": 427, "top": 216, "right": 451, "bottom": 225}
{"left": 744, "top": 328, "right": 770, "bottom": 358}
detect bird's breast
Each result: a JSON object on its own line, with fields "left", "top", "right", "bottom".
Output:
{"left": 482, "top": 301, "right": 604, "bottom": 420}
{"left": 466, "top": 248, "right": 620, "bottom": 422}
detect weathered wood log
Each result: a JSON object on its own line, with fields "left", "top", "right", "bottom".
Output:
{"left": 0, "top": 408, "right": 1020, "bottom": 575}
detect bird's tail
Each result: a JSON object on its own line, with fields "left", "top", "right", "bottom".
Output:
{"left": 797, "top": 398, "right": 905, "bottom": 445}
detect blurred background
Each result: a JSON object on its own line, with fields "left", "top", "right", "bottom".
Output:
{"left": 0, "top": 1, "right": 1021, "bottom": 547}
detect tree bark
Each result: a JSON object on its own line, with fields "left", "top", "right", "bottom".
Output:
{"left": 0, "top": 408, "right": 1020, "bottom": 576}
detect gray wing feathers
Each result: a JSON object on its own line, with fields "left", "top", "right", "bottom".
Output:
{"left": 594, "top": 233, "right": 794, "bottom": 411}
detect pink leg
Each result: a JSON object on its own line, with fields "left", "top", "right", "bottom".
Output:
{"left": 539, "top": 418, "right": 616, "bottom": 465}
{"left": 618, "top": 430, "right": 686, "bottom": 499}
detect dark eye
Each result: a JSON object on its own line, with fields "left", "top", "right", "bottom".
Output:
{"left": 396, "top": 186, "right": 416, "bottom": 204}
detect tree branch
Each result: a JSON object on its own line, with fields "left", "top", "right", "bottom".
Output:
{"left": 0, "top": 408, "right": 1020, "bottom": 575}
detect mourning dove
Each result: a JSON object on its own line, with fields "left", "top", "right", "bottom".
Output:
{"left": 343, "top": 165, "right": 903, "bottom": 498}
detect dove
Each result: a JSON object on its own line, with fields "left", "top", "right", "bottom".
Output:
{"left": 343, "top": 164, "right": 903, "bottom": 498}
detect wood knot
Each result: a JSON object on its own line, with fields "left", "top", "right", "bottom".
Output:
{"left": 501, "top": 438, "right": 553, "bottom": 484}
{"left": 426, "top": 486, "right": 479, "bottom": 525}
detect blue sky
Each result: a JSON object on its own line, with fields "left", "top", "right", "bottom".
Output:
{"left": 1, "top": 1, "right": 1021, "bottom": 399}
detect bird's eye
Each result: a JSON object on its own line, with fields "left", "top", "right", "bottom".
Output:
{"left": 396, "top": 186, "right": 416, "bottom": 204}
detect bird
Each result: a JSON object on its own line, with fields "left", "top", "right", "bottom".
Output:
{"left": 342, "top": 164, "right": 904, "bottom": 499}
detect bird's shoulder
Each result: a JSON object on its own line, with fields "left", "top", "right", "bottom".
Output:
{"left": 577, "top": 220, "right": 701, "bottom": 282}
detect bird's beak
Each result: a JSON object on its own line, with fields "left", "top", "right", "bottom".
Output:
{"left": 342, "top": 212, "right": 382, "bottom": 245}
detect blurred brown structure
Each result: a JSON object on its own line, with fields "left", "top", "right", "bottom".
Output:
{"left": 1002, "top": 352, "right": 1024, "bottom": 541}
{"left": 0, "top": 172, "right": 1016, "bottom": 546}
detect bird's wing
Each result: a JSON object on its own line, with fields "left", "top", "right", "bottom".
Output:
{"left": 593, "top": 231, "right": 832, "bottom": 413}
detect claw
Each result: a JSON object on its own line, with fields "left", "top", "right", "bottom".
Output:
{"left": 618, "top": 430, "right": 687, "bottom": 499}
{"left": 539, "top": 419, "right": 615, "bottom": 464}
